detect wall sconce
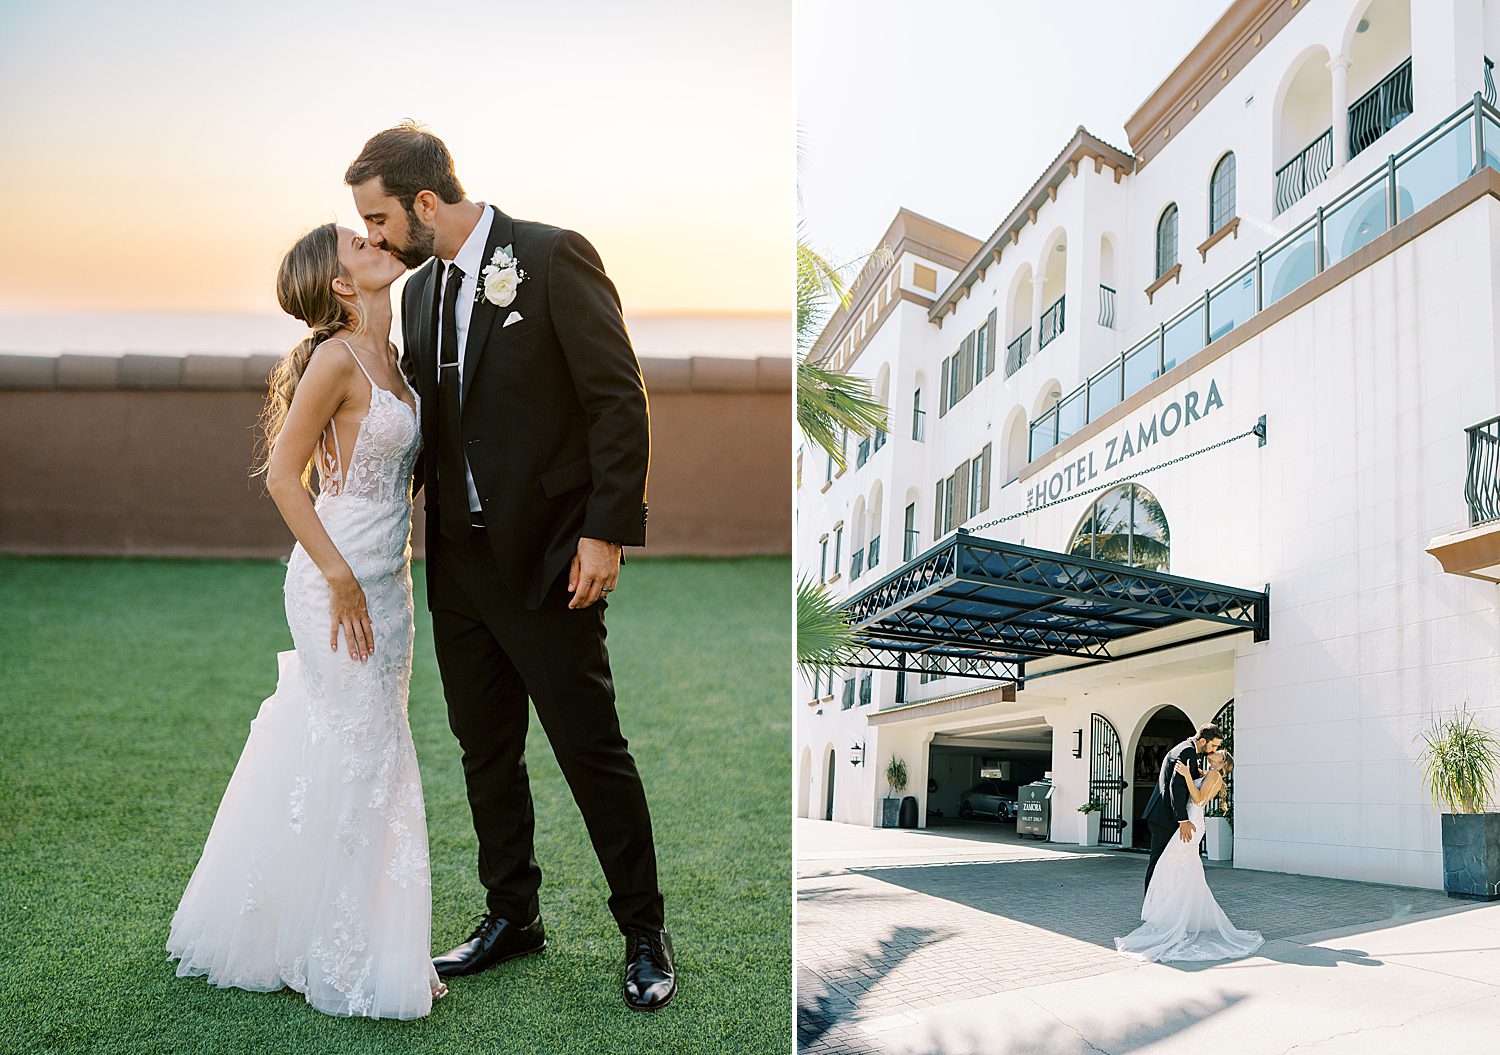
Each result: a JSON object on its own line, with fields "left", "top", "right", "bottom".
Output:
{"left": 1072, "top": 729, "right": 1083, "bottom": 758}
{"left": 850, "top": 742, "right": 865, "bottom": 767}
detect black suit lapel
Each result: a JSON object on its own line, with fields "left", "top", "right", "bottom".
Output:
{"left": 461, "top": 205, "right": 517, "bottom": 402}
{"left": 417, "top": 261, "right": 440, "bottom": 438}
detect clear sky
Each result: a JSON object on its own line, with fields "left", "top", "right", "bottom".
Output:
{"left": 797, "top": 0, "right": 1235, "bottom": 267}
{"left": 1, "top": 0, "right": 792, "bottom": 317}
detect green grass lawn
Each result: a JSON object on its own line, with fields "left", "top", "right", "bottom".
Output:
{"left": 0, "top": 554, "right": 791, "bottom": 1055}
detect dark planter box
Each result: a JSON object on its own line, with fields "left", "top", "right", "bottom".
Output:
{"left": 1441, "top": 813, "right": 1500, "bottom": 900}
{"left": 881, "top": 798, "right": 900, "bottom": 827}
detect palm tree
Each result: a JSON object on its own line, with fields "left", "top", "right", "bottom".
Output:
{"left": 796, "top": 228, "right": 892, "bottom": 470}
{"left": 795, "top": 159, "right": 893, "bottom": 675}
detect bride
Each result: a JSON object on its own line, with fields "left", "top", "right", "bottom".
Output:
{"left": 166, "top": 223, "right": 447, "bottom": 1017}
{"left": 1115, "top": 750, "right": 1263, "bottom": 963}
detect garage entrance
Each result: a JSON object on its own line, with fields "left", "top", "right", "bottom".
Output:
{"left": 925, "top": 719, "right": 1051, "bottom": 831}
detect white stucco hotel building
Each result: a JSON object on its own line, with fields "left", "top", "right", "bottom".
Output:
{"left": 796, "top": 0, "right": 1500, "bottom": 890}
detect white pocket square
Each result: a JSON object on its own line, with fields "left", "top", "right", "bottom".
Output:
{"left": 503, "top": 311, "right": 524, "bottom": 328}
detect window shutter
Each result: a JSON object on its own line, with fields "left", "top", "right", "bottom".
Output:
{"left": 985, "top": 310, "right": 998, "bottom": 376}
{"left": 944, "top": 473, "right": 956, "bottom": 533}
{"left": 959, "top": 334, "right": 975, "bottom": 399}
{"left": 939, "top": 358, "right": 950, "bottom": 416}
{"left": 954, "top": 461, "right": 970, "bottom": 524}
{"left": 934, "top": 480, "right": 944, "bottom": 538}
{"left": 979, "top": 443, "right": 992, "bottom": 511}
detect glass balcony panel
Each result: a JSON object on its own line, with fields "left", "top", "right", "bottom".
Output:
{"left": 1207, "top": 267, "right": 1255, "bottom": 342}
{"left": 1122, "top": 337, "right": 1160, "bottom": 400}
{"left": 1485, "top": 114, "right": 1500, "bottom": 172}
{"left": 1029, "top": 409, "right": 1057, "bottom": 460}
{"left": 1322, "top": 178, "right": 1388, "bottom": 267}
{"left": 1088, "top": 362, "right": 1123, "bottom": 419}
{"left": 1395, "top": 118, "right": 1474, "bottom": 222}
{"left": 1055, "top": 389, "right": 1086, "bottom": 446}
{"left": 1262, "top": 224, "right": 1317, "bottom": 308}
{"left": 1162, "top": 302, "right": 1205, "bottom": 374}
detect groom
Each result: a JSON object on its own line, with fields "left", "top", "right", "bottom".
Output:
{"left": 1140, "top": 723, "right": 1222, "bottom": 895}
{"left": 344, "top": 122, "right": 674, "bottom": 1011}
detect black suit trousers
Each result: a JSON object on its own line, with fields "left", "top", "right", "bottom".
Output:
{"left": 425, "top": 521, "right": 664, "bottom": 933}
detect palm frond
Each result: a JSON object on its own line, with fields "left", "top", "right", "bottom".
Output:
{"left": 796, "top": 575, "right": 863, "bottom": 674}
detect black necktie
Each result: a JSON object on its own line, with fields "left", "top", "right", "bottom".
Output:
{"left": 437, "top": 261, "right": 471, "bottom": 540}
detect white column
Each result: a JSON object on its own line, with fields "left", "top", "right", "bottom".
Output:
{"left": 1411, "top": 0, "right": 1484, "bottom": 113}
{"left": 1030, "top": 268, "right": 1046, "bottom": 343}
{"left": 1329, "top": 54, "right": 1351, "bottom": 176}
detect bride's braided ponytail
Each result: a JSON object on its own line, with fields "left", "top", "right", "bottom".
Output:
{"left": 251, "top": 223, "right": 360, "bottom": 495}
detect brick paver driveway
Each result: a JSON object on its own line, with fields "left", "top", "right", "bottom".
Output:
{"left": 795, "top": 819, "right": 1461, "bottom": 1055}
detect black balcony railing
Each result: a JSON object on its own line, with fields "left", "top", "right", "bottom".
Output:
{"left": 904, "top": 527, "right": 919, "bottom": 561}
{"left": 850, "top": 548, "right": 865, "bottom": 580}
{"left": 868, "top": 535, "right": 881, "bottom": 570}
{"left": 912, "top": 408, "right": 926, "bottom": 442}
{"left": 1348, "top": 57, "right": 1414, "bottom": 161}
{"left": 1098, "top": 284, "right": 1116, "bottom": 328}
{"left": 1466, "top": 415, "right": 1500, "bottom": 526}
{"left": 1486, "top": 57, "right": 1496, "bottom": 108}
{"left": 1005, "top": 329, "right": 1032, "bottom": 377}
{"left": 1030, "top": 94, "right": 1500, "bottom": 464}
{"left": 1274, "top": 127, "right": 1333, "bottom": 215}
{"left": 1039, "top": 294, "right": 1066, "bottom": 348}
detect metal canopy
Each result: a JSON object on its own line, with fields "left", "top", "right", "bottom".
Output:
{"left": 841, "top": 529, "right": 1269, "bottom": 683}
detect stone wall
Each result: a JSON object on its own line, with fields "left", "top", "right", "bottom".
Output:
{"left": 0, "top": 352, "right": 791, "bottom": 559}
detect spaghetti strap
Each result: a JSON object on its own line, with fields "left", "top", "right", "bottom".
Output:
{"left": 323, "top": 336, "right": 376, "bottom": 388}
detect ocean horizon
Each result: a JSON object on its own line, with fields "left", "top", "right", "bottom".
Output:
{"left": 0, "top": 311, "right": 790, "bottom": 360}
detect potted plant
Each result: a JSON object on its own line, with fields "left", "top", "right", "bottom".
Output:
{"left": 1077, "top": 795, "right": 1102, "bottom": 847}
{"left": 883, "top": 755, "right": 908, "bottom": 828}
{"left": 1417, "top": 706, "right": 1500, "bottom": 899}
{"left": 1204, "top": 811, "right": 1233, "bottom": 861}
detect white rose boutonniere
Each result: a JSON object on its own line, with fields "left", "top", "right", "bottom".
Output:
{"left": 478, "top": 244, "right": 526, "bottom": 308}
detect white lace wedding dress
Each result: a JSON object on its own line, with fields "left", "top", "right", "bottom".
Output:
{"left": 1115, "top": 776, "right": 1264, "bottom": 963}
{"left": 167, "top": 338, "right": 438, "bottom": 1019}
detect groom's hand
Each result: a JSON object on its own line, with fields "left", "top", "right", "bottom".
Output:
{"left": 568, "top": 536, "right": 621, "bottom": 609}
{"left": 1178, "top": 820, "right": 1196, "bottom": 843}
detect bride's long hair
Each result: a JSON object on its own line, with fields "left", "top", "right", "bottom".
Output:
{"left": 252, "top": 223, "right": 368, "bottom": 495}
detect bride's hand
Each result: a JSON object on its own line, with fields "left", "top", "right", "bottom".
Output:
{"left": 328, "top": 570, "right": 374, "bottom": 662}
{"left": 1174, "top": 761, "right": 1192, "bottom": 778}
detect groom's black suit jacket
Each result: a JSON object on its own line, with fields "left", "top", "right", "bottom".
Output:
{"left": 1143, "top": 743, "right": 1203, "bottom": 832}
{"left": 399, "top": 206, "right": 650, "bottom": 611}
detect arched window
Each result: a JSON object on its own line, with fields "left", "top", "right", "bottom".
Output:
{"left": 1155, "top": 204, "right": 1178, "bottom": 278}
{"left": 1068, "top": 483, "right": 1169, "bottom": 572}
{"left": 1210, "top": 153, "right": 1236, "bottom": 234}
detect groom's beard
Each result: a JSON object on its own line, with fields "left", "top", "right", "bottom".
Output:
{"left": 389, "top": 207, "right": 437, "bottom": 269}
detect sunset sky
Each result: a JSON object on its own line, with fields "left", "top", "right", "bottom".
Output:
{"left": 0, "top": 0, "right": 792, "bottom": 319}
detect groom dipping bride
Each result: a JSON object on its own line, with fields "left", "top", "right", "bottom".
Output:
{"left": 1115, "top": 723, "right": 1263, "bottom": 963}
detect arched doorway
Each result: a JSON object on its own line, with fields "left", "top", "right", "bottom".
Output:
{"left": 824, "top": 748, "right": 837, "bottom": 821}
{"left": 797, "top": 747, "right": 813, "bottom": 818}
{"left": 1130, "top": 705, "right": 1193, "bottom": 848}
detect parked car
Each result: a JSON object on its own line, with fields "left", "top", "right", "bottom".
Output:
{"left": 959, "top": 780, "right": 1017, "bottom": 821}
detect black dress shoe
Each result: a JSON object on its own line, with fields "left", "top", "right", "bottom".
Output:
{"left": 433, "top": 913, "right": 546, "bottom": 978}
{"left": 621, "top": 925, "right": 676, "bottom": 1011}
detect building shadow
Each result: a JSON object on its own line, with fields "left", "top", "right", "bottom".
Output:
{"left": 844, "top": 852, "right": 1462, "bottom": 952}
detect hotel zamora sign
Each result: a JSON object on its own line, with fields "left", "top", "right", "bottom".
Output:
{"left": 1026, "top": 378, "right": 1225, "bottom": 510}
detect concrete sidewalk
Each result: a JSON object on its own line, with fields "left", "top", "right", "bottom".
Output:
{"left": 796, "top": 819, "right": 1498, "bottom": 1054}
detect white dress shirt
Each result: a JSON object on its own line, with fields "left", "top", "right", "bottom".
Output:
{"left": 435, "top": 202, "right": 495, "bottom": 514}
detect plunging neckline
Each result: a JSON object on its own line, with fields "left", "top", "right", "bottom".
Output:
{"left": 317, "top": 339, "right": 420, "bottom": 497}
